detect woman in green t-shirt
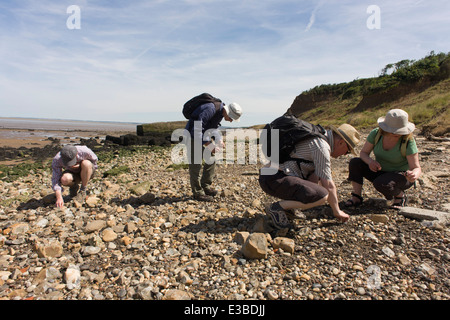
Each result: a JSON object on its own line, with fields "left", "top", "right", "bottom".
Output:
{"left": 345, "top": 109, "right": 422, "bottom": 208}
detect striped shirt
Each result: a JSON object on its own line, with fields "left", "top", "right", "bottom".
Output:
{"left": 51, "top": 145, "right": 98, "bottom": 192}
{"left": 280, "top": 129, "right": 333, "bottom": 181}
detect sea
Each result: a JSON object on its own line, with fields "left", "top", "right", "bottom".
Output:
{"left": 0, "top": 117, "right": 138, "bottom": 141}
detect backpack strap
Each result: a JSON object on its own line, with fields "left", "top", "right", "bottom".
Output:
{"left": 373, "top": 128, "right": 408, "bottom": 158}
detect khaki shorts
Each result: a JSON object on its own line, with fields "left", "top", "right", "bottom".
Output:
{"left": 62, "top": 160, "right": 96, "bottom": 182}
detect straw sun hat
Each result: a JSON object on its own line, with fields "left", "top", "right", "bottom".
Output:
{"left": 330, "top": 123, "right": 360, "bottom": 155}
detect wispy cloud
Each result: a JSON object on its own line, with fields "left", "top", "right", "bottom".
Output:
{"left": 305, "top": 0, "right": 325, "bottom": 32}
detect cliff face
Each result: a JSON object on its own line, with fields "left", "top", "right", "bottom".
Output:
{"left": 286, "top": 55, "right": 450, "bottom": 136}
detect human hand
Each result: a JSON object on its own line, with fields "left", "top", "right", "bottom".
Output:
{"left": 369, "top": 159, "right": 382, "bottom": 172}
{"left": 55, "top": 197, "right": 64, "bottom": 208}
{"left": 404, "top": 170, "right": 418, "bottom": 182}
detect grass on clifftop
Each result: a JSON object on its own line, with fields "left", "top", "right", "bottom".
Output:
{"left": 294, "top": 52, "right": 450, "bottom": 135}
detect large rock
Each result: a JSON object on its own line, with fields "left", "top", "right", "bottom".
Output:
{"left": 399, "top": 207, "right": 450, "bottom": 225}
{"left": 241, "top": 233, "right": 269, "bottom": 259}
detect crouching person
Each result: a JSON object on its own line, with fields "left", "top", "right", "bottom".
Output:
{"left": 51, "top": 145, "right": 98, "bottom": 207}
{"left": 259, "top": 124, "right": 360, "bottom": 227}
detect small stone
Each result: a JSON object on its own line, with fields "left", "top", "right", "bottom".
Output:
{"left": 10, "top": 223, "right": 29, "bottom": 235}
{"left": 272, "top": 237, "right": 295, "bottom": 254}
{"left": 102, "top": 228, "right": 118, "bottom": 242}
{"left": 356, "top": 287, "right": 366, "bottom": 295}
{"left": 35, "top": 240, "right": 63, "bottom": 258}
{"left": 65, "top": 265, "right": 81, "bottom": 290}
{"left": 85, "top": 196, "right": 100, "bottom": 207}
{"left": 382, "top": 246, "right": 395, "bottom": 258}
{"left": 234, "top": 231, "right": 249, "bottom": 245}
{"left": 398, "top": 253, "right": 411, "bottom": 266}
{"left": 369, "top": 214, "right": 389, "bottom": 224}
{"left": 265, "top": 289, "right": 278, "bottom": 300}
{"left": 85, "top": 220, "right": 106, "bottom": 233}
{"left": 163, "top": 289, "right": 191, "bottom": 300}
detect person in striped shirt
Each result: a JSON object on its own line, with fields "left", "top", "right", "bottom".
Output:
{"left": 51, "top": 145, "right": 98, "bottom": 208}
{"left": 259, "top": 124, "right": 360, "bottom": 227}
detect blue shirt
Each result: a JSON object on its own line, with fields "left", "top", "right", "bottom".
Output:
{"left": 185, "top": 102, "right": 224, "bottom": 144}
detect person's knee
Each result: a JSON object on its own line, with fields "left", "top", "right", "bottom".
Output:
{"left": 80, "top": 160, "right": 93, "bottom": 171}
{"left": 373, "top": 178, "right": 396, "bottom": 199}
{"left": 60, "top": 173, "right": 74, "bottom": 186}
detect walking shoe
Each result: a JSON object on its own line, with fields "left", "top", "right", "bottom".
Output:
{"left": 285, "top": 209, "right": 302, "bottom": 220}
{"left": 203, "top": 187, "right": 218, "bottom": 197}
{"left": 69, "top": 184, "right": 79, "bottom": 198}
{"left": 194, "top": 194, "right": 214, "bottom": 202}
{"left": 265, "top": 203, "right": 291, "bottom": 229}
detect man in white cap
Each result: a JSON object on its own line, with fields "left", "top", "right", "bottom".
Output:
{"left": 51, "top": 145, "right": 98, "bottom": 207}
{"left": 185, "top": 98, "right": 242, "bottom": 201}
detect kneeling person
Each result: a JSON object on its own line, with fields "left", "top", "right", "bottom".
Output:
{"left": 51, "top": 145, "right": 98, "bottom": 208}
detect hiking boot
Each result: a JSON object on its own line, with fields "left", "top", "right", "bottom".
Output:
{"left": 194, "top": 194, "right": 214, "bottom": 202}
{"left": 285, "top": 209, "right": 302, "bottom": 220}
{"left": 69, "top": 184, "right": 79, "bottom": 198}
{"left": 203, "top": 187, "right": 218, "bottom": 197}
{"left": 265, "top": 203, "right": 291, "bottom": 229}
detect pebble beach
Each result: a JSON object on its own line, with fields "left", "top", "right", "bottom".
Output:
{"left": 0, "top": 119, "right": 449, "bottom": 304}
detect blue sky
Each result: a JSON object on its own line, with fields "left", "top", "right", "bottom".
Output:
{"left": 1, "top": 0, "right": 449, "bottom": 128}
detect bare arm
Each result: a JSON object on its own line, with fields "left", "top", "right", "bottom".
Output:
{"left": 405, "top": 153, "right": 421, "bottom": 182}
{"left": 320, "top": 178, "right": 349, "bottom": 222}
{"left": 360, "top": 141, "right": 381, "bottom": 172}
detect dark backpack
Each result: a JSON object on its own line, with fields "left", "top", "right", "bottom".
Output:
{"left": 260, "top": 114, "right": 327, "bottom": 164}
{"left": 182, "top": 93, "right": 222, "bottom": 119}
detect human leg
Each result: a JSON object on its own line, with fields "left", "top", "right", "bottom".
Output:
{"left": 73, "top": 160, "right": 94, "bottom": 201}
{"left": 346, "top": 158, "right": 380, "bottom": 206}
{"left": 372, "top": 172, "right": 413, "bottom": 207}
{"left": 60, "top": 171, "right": 81, "bottom": 197}
{"left": 79, "top": 160, "right": 94, "bottom": 188}
{"left": 201, "top": 161, "right": 217, "bottom": 196}
{"left": 259, "top": 171, "right": 329, "bottom": 228}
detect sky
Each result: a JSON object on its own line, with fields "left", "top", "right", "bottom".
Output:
{"left": 0, "top": 0, "right": 449, "bottom": 128}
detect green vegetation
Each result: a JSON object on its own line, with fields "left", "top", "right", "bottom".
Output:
{"left": 307, "top": 51, "right": 449, "bottom": 98}
{"left": 292, "top": 51, "right": 450, "bottom": 135}
{"left": 102, "top": 165, "right": 130, "bottom": 177}
{"left": 0, "top": 162, "right": 49, "bottom": 182}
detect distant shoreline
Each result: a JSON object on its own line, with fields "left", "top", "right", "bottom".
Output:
{"left": 0, "top": 118, "right": 138, "bottom": 149}
{"left": 0, "top": 117, "right": 139, "bottom": 131}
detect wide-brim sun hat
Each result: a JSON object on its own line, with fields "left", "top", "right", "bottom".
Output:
{"left": 377, "top": 109, "right": 415, "bottom": 135}
{"left": 330, "top": 124, "right": 360, "bottom": 156}
{"left": 223, "top": 102, "right": 242, "bottom": 121}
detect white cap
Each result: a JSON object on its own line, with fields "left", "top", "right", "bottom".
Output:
{"left": 223, "top": 102, "right": 242, "bottom": 121}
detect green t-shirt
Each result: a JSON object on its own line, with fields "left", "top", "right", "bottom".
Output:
{"left": 367, "top": 128, "right": 418, "bottom": 172}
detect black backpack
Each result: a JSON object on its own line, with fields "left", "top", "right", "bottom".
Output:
{"left": 182, "top": 93, "right": 222, "bottom": 119}
{"left": 260, "top": 114, "right": 327, "bottom": 164}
